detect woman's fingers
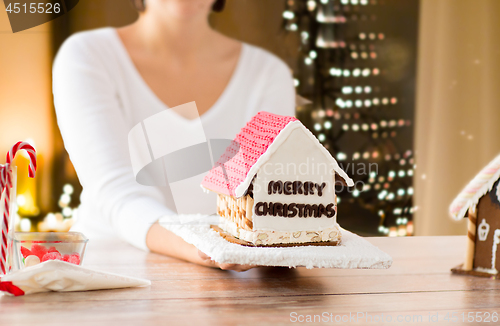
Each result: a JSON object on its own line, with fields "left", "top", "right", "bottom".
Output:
{"left": 198, "top": 250, "right": 211, "bottom": 261}
{"left": 198, "top": 250, "right": 255, "bottom": 272}
{"left": 218, "top": 263, "right": 255, "bottom": 272}
{"left": 197, "top": 250, "right": 220, "bottom": 268}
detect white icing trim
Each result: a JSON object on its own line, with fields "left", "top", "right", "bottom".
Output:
{"left": 491, "top": 229, "right": 500, "bottom": 273}
{"left": 234, "top": 121, "right": 354, "bottom": 198}
{"left": 496, "top": 181, "right": 500, "bottom": 204}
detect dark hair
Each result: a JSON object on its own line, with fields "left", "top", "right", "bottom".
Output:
{"left": 129, "top": 0, "right": 225, "bottom": 13}
{"left": 212, "top": 0, "right": 225, "bottom": 12}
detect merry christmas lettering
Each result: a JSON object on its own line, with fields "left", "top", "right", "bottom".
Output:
{"left": 267, "top": 180, "right": 326, "bottom": 196}
{"left": 255, "top": 180, "right": 336, "bottom": 218}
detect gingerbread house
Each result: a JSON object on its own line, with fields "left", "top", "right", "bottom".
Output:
{"left": 201, "top": 111, "right": 354, "bottom": 247}
{"left": 449, "top": 154, "right": 500, "bottom": 277}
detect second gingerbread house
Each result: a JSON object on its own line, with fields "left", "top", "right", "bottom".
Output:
{"left": 449, "top": 154, "right": 500, "bottom": 277}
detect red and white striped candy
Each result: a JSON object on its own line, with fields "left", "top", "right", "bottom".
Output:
{"left": 0, "top": 166, "right": 10, "bottom": 275}
{"left": 6, "top": 141, "right": 36, "bottom": 178}
{"left": 0, "top": 166, "right": 12, "bottom": 275}
{"left": 0, "top": 141, "right": 37, "bottom": 275}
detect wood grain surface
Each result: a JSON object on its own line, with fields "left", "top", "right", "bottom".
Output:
{"left": 1, "top": 235, "right": 499, "bottom": 325}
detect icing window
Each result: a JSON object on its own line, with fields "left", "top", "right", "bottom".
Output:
{"left": 478, "top": 219, "right": 490, "bottom": 242}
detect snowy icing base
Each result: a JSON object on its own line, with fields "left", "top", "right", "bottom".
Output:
{"left": 160, "top": 215, "right": 393, "bottom": 269}
{"left": 219, "top": 218, "right": 341, "bottom": 245}
{"left": 474, "top": 267, "right": 498, "bottom": 275}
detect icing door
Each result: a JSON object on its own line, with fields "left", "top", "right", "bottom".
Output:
{"left": 492, "top": 230, "right": 500, "bottom": 273}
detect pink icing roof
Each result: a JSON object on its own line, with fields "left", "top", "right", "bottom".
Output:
{"left": 449, "top": 154, "right": 500, "bottom": 220}
{"left": 201, "top": 111, "right": 298, "bottom": 197}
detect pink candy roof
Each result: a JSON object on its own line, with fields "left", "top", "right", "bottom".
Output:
{"left": 201, "top": 112, "right": 298, "bottom": 197}
{"left": 449, "top": 154, "right": 500, "bottom": 220}
{"left": 201, "top": 111, "right": 355, "bottom": 197}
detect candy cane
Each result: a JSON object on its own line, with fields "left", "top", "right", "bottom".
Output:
{"left": 0, "top": 166, "right": 11, "bottom": 275}
{"left": 6, "top": 141, "right": 36, "bottom": 177}
{"left": 0, "top": 142, "right": 36, "bottom": 275}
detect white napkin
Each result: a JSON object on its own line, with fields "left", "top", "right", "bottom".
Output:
{"left": 0, "top": 260, "right": 150, "bottom": 296}
{"left": 160, "top": 215, "right": 393, "bottom": 269}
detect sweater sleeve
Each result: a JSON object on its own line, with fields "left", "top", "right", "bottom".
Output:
{"left": 52, "top": 33, "right": 173, "bottom": 251}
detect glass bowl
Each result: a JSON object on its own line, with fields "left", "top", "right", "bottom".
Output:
{"left": 10, "top": 232, "right": 88, "bottom": 271}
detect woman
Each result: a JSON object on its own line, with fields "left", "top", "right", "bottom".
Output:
{"left": 53, "top": 0, "right": 295, "bottom": 271}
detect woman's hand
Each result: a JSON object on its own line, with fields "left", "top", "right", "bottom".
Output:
{"left": 146, "top": 222, "right": 255, "bottom": 272}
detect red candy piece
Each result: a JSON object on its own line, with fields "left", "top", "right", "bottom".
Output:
{"left": 62, "top": 253, "right": 80, "bottom": 265}
{"left": 41, "top": 252, "right": 63, "bottom": 262}
{"left": 30, "top": 244, "right": 48, "bottom": 260}
{"left": 20, "top": 246, "right": 32, "bottom": 258}
{"left": 47, "top": 247, "right": 60, "bottom": 254}
{"left": 68, "top": 253, "right": 80, "bottom": 265}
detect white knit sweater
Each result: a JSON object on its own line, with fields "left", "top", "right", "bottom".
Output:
{"left": 52, "top": 28, "right": 295, "bottom": 250}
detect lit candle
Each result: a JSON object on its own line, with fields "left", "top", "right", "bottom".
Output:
{"left": 15, "top": 140, "right": 39, "bottom": 217}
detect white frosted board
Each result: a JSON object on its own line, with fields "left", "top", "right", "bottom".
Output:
{"left": 159, "top": 215, "right": 392, "bottom": 269}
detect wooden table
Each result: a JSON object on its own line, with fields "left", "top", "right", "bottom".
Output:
{"left": 1, "top": 236, "right": 500, "bottom": 325}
